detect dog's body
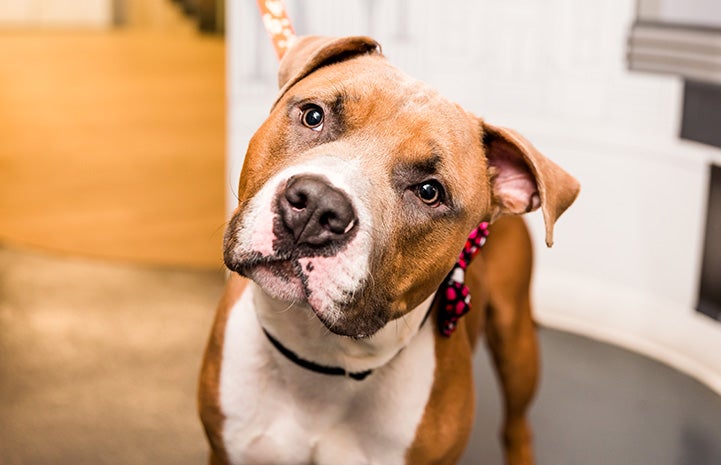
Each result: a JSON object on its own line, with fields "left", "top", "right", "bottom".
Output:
{"left": 199, "top": 36, "right": 579, "bottom": 465}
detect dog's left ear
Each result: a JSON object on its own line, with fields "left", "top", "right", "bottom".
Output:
{"left": 275, "top": 35, "right": 381, "bottom": 101}
{"left": 482, "top": 122, "right": 580, "bottom": 247}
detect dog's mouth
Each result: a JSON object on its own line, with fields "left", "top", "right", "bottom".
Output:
{"left": 250, "top": 259, "right": 297, "bottom": 283}
{"left": 228, "top": 253, "right": 328, "bottom": 314}
{"left": 228, "top": 254, "right": 307, "bottom": 303}
{"left": 226, "top": 253, "right": 390, "bottom": 339}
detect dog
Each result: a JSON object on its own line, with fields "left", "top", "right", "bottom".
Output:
{"left": 199, "top": 35, "right": 580, "bottom": 465}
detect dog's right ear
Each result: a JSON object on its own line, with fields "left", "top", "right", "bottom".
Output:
{"left": 276, "top": 36, "right": 381, "bottom": 99}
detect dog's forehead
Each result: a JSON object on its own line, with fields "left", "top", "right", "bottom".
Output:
{"left": 362, "top": 62, "right": 446, "bottom": 110}
{"left": 285, "top": 54, "right": 467, "bottom": 123}
{"left": 283, "top": 55, "right": 481, "bottom": 167}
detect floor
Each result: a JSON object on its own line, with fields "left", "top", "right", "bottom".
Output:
{"left": 0, "top": 29, "right": 225, "bottom": 269}
{"left": 0, "top": 246, "right": 223, "bottom": 465}
{"left": 1, "top": 245, "right": 720, "bottom": 465}
{"left": 462, "top": 327, "right": 721, "bottom": 465}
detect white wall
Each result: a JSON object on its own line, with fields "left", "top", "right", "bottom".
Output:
{"left": 227, "top": 0, "right": 721, "bottom": 394}
{"left": 0, "top": 0, "right": 112, "bottom": 27}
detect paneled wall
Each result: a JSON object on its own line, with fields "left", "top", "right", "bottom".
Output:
{"left": 227, "top": 0, "right": 721, "bottom": 394}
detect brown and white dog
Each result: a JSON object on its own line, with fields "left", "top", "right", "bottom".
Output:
{"left": 199, "top": 36, "right": 579, "bottom": 465}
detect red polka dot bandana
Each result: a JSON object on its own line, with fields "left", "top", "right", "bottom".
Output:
{"left": 438, "top": 222, "right": 490, "bottom": 337}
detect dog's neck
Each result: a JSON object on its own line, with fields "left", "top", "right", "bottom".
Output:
{"left": 251, "top": 282, "right": 434, "bottom": 375}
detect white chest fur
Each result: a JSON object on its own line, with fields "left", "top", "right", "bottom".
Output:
{"left": 218, "top": 286, "right": 437, "bottom": 465}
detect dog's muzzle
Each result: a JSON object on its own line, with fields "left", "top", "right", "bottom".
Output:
{"left": 223, "top": 169, "right": 381, "bottom": 337}
{"left": 273, "top": 174, "right": 358, "bottom": 256}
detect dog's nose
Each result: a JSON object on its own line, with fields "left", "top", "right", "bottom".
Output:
{"left": 278, "top": 175, "right": 357, "bottom": 247}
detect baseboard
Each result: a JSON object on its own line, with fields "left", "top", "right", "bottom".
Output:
{"left": 533, "top": 270, "right": 721, "bottom": 396}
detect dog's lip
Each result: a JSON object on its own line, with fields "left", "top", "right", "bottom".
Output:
{"left": 233, "top": 257, "right": 302, "bottom": 285}
{"left": 229, "top": 254, "right": 384, "bottom": 339}
{"left": 232, "top": 256, "right": 311, "bottom": 303}
{"left": 227, "top": 254, "right": 293, "bottom": 275}
{"left": 254, "top": 259, "right": 296, "bottom": 276}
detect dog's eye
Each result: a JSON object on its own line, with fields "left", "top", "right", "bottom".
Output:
{"left": 416, "top": 181, "right": 444, "bottom": 206}
{"left": 301, "top": 105, "right": 324, "bottom": 131}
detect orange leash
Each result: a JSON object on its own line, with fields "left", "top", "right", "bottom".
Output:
{"left": 256, "top": 0, "right": 296, "bottom": 60}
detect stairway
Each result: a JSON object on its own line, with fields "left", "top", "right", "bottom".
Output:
{"left": 169, "top": 0, "right": 224, "bottom": 33}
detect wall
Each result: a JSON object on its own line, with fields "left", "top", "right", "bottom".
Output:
{"left": 0, "top": 0, "right": 112, "bottom": 27}
{"left": 661, "top": 0, "right": 721, "bottom": 26}
{"left": 227, "top": 0, "right": 721, "bottom": 394}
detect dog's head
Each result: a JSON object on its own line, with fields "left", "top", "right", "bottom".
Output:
{"left": 224, "top": 36, "right": 579, "bottom": 338}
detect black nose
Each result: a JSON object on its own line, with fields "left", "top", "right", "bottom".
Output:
{"left": 277, "top": 175, "right": 357, "bottom": 247}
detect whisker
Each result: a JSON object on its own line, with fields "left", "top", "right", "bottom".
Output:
{"left": 399, "top": 312, "right": 413, "bottom": 332}
{"left": 278, "top": 301, "right": 296, "bottom": 314}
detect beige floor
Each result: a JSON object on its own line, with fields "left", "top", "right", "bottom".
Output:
{"left": 0, "top": 244, "right": 224, "bottom": 465}
{"left": 0, "top": 28, "right": 226, "bottom": 269}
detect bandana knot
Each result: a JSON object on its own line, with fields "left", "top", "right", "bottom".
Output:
{"left": 438, "top": 222, "right": 490, "bottom": 337}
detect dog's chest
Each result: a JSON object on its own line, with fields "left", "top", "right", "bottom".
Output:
{"left": 218, "top": 290, "right": 436, "bottom": 465}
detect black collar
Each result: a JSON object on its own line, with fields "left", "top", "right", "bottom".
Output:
{"left": 262, "top": 328, "right": 373, "bottom": 381}
{"left": 261, "top": 300, "right": 435, "bottom": 382}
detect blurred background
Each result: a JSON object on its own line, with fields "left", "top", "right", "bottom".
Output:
{"left": 1, "top": 0, "right": 225, "bottom": 268}
{"left": 2, "top": 0, "right": 721, "bottom": 464}
{"left": 0, "top": 1, "right": 226, "bottom": 464}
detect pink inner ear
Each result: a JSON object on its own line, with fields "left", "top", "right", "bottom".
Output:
{"left": 488, "top": 145, "right": 540, "bottom": 215}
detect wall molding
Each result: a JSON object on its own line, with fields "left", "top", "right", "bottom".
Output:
{"left": 534, "top": 270, "right": 721, "bottom": 396}
{"left": 628, "top": 21, "right": 721, "bottom": 85}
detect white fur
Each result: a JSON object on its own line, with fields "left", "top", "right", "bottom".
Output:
{"left": 219, "top": 284, "right": 437, "bottom": 465}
